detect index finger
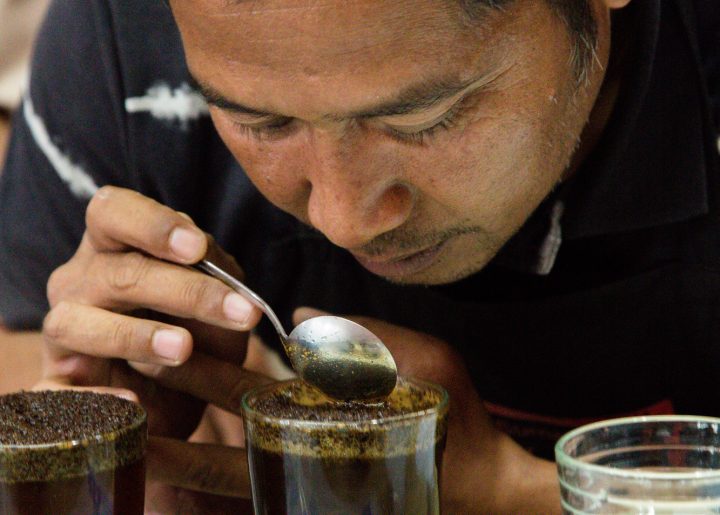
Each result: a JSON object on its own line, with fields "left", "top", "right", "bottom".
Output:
{"left": 85, "top": 186, "right": 207, "bottom": 263}
{"left": 128, "top": 351, "right": 273, "bottom": 415}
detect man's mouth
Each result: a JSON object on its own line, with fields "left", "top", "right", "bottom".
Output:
{"left": 351, "top": 240, "right": 447, "bottom": 278}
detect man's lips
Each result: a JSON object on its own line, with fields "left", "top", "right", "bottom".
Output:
{"left": 351, "top": 240, "right": 446, "bottom": 277}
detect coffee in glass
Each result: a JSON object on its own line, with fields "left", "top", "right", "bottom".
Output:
{"left": 0, "top": 390, "right": 146, "bottom": 515}
{"left": 242, "top": 377, "right": 448, "bottom": 515}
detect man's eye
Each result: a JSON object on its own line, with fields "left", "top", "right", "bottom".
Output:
{"left": 384, "top": 101, "right": 466, "bottom": 146}
{"left": 231, "top": 117, "right": 294, "bottom": 140}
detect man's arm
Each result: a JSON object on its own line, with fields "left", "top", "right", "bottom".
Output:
{"left": 0, "top": 328, "right": 43, "bottom": 394}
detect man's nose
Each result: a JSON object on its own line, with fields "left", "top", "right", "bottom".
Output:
{"left": 304, "top": 130, "right": 415, "bottom": 250}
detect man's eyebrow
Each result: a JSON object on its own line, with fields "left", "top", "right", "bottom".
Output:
{"left": 188, "top": 68, "right": 496, "bottom": 120}
{"left": 189, "top": 73, "right": 273, "bottom": 117}
{"left": 340, "top": 73, "right": 492, "bottom": 120}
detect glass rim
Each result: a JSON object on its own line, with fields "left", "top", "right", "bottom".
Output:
{"left": 0, "top": 403, "right": 147, "bottom": 453}
{"left": 555, "top": 414, "right": 720, "bottom": 480}
{"left": 241, "top": 377, "right": 449, "bottom": 428}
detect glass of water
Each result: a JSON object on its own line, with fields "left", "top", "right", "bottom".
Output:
{"left": 556, "top": 415, "right": 720, "bottom": 514}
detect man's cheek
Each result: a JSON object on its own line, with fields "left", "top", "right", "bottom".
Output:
{"left": 233, "top": 145, "right": 310, "bottom": 213}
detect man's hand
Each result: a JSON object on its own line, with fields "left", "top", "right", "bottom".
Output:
{"left": 294, "top": 309, "right": 561, "bottom": 514}
{"left": 40, "top": 185, "right": 263, "bottom": 437}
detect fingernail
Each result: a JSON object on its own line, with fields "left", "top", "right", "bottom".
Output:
{"left": 223, "top": 293, "right": 252, "bottom": 324}
{"left": 169, "top": 227, "right": 204, "bottom": 261}
{"left": 152, "top": 330, "right": 186, "bottom": 362}
{"left": 115, "top": 391, "right": 139, "bottom": 402}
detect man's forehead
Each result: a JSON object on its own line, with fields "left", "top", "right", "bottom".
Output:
{"left": 173, "top": 0, "right": 491, "bottom": 47}
{"left": 172, "top": 0, "right": 516, "bottom": 117}
{"left": 173, "top": 0, "right": 504, "bottom": 71}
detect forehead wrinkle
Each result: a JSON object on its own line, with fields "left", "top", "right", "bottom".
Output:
{"left": 187, "top": 0, "right": 440, "bottom": 19}
{"left": 182, "top": 0, "right": 338, "bottom": 16}
{"left": 184, "top": 0, "right": 464, "bottom": 43}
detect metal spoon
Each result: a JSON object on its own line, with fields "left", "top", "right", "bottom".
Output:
{"left": 193, "top": 259, "right": 398, "bottom": 401}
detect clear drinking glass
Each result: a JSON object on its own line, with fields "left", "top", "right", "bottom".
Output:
{"left": 0, "top": 391, "right": 147, "bottom": 515}
{"left": 242, "top": 377, "right": 449, "bottom": 515}
{"left": 555, "top": 415, "right": 720, "bottom": 514}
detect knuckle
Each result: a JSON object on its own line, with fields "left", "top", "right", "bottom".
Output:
{"left": 178, "top": 277, "right": 222, "bottom": 317}
{"left": 47, "top": 263, "right": 72, "bottom": 307}
{"left": 43, "top": 302, "right": 73, "bottom": 343}
{"left": 107, "top": 252, "right": 150, "bottom": 294}
{"left": 86, "top": 186, "right": 117, "bottom": 225}
{"left": 108, "top": 318, "right": 139, "bottom": 357}
{"left": 181, "top": 459, "right": 232, "bottom": 493}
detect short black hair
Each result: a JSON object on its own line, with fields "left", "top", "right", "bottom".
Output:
{"left": 461, "top": 0, "right": 598, "bottom": 84}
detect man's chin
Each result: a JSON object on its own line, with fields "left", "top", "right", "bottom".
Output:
{"left": 367, "top": 254, "right": 493, "bottom": 286}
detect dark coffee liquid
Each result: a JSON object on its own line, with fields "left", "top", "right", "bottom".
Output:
{"left": 0, "top": 458, "right": 145, "bottom": 515}
{"left": 248, "top": 439, "right": 444, "bottom": 514}
{"left": 243, "top": 379, "right": 448, "bottom": 515}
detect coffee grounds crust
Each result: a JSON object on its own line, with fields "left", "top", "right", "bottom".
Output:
{"left": 244, "top": 378, "right": 448, "bottom": 459}
{"left": 0, "top": 391, "right": 146, "bottom": 483}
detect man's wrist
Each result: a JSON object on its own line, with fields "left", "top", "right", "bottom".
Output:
{"left": 495, "top": 437, "right": 561, "bottom": 514}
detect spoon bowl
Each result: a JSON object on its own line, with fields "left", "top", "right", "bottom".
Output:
{"left": 287, "top": 316, "right": 397, "bottom": 401}
{"left": 193, "top": 260, "right": 397, "bottom": 401}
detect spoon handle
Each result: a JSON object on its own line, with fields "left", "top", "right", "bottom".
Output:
{"left": 192, "top": 259, "right": 289, "bottom": 340}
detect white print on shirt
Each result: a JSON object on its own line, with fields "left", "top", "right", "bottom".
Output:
{"left": 535, "top": 201, "right": 564, "bottom": 276}
{"left": 125, "top": 82, "right": 209, "bottom": 129}
{"left": 22, "top": 96, "right": 99, "bottom": 199}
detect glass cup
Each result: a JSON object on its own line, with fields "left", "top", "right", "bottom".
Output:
{"left": 242, "top": 377, "right": 449, "bottom": 515}
{"left": 555, "top": 415, "right": 720, "bottom": 514}
{"left": 0, "top": 390, "right": 147, "bottom": 515}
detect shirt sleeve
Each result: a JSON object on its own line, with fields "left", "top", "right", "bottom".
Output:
{"left": 0, "top": 0, "right": 132, "bottom": 329}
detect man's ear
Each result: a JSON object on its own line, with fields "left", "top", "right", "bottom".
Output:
{"left": 601, "top": 0, "right": 632, "bottom": 8}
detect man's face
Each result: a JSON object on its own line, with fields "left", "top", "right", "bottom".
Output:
{"left": 171, "top": 0, "right": 611, "bottom": 285}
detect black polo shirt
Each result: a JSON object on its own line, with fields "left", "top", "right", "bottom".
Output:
{"left": 0, "top": 0, "right": 718, "bottom": 459}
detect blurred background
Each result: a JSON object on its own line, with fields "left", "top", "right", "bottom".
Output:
{"left": 0, "top": 0, "right": 49, "bottom": 168}
{"left": 0, "top": 0, "right": 50, "bottom": 393}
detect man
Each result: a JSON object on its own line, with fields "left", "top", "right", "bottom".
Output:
{"left": 1, "top": 0, "right": 718, "bottom": 512}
